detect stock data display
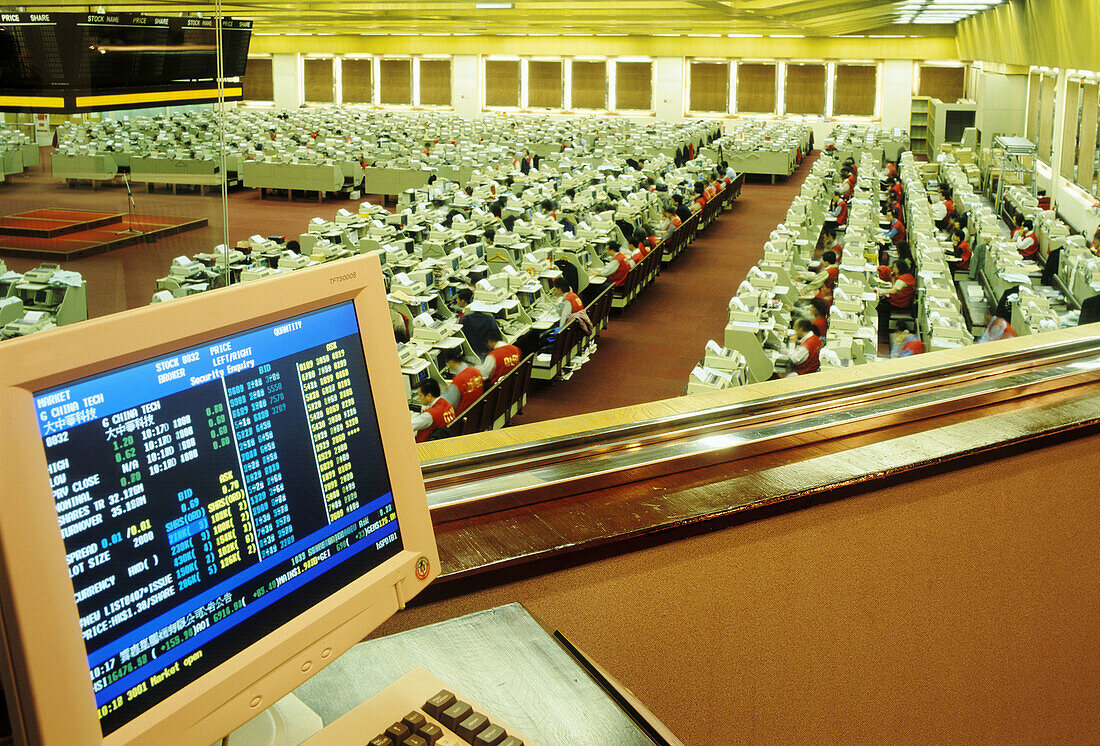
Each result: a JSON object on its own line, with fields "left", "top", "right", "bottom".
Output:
{"left": 34, "top": 302, "right": 402, "bottom": 736}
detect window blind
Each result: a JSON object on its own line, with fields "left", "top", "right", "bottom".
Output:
{"left": 419, "top": 59, "right": 452, "bottom": 107}
{"left": 689, "top": 62, "right": 728, "bottom": 113}
{"left": 571, "top": 60, "right": 607, "bottom": 110}
{"left": 833, "top": 64, "right": 876, "bottom": 117}
{"left": 737, "top": 62, "right": 776, "bottom": 114}
{"left": 243, "top": 58, "right": 273, "bottom": 101}
{"left": 341, "top": 59, "right": 372, "bottom": 104}
{"left": 615, "top": 61, "right": 653, "bottom": 111}
{"left": 528, "top": 60, "right": 563, "bottom": 109}
{"left": 303, "top": 58, "right": 334, "bottom": 103}
{"left": 919, "top": 65, "right": 965, "bottom": 103}
{"left": 484, "top": 60, "right": 521, "bottom": 108}
{"left": 379, "top": 58, "right": 412, "bottom": 105}
{"left": 785, "top": 63, "right": 826, "bottom": 116}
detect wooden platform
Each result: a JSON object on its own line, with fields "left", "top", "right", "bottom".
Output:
{"left": 0, "top": 210, "right": 208, "bottom": 261}
{"left": 0, "top": 209, "right": 126, "bottom": 238}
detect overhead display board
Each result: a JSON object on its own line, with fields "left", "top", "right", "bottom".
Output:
{"left": 0, "top": 12, "right": 252, "bottom": 112}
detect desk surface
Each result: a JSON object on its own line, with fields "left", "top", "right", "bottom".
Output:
{"left": 293, "top": 603, "right": 655, "bottom": 745}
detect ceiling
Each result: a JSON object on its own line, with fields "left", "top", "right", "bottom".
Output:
{"left": 21, "top": 0, "right": 996, "bottom": 37}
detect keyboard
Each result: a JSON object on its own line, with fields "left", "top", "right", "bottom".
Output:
{"left": 301, "top": 667, "right": 532, "bottom": 746}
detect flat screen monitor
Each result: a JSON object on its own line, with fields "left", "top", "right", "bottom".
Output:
{"left": 0, "top": 255, "right": 439, "bottom": 744}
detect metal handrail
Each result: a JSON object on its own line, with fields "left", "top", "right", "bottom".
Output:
{"left": 422, "top": 330, "right": 1100, "bottom": 520}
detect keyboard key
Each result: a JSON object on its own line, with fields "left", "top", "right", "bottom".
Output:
{"left": 403, "top": 711, "right": 428, "bottom": 733}
{"left": 423, "top": 690, "right": 457, "bottom": 719}
{"left": 456, "top": 711, "right": 489, "bottom": 741}
{"left": 402, "top": 737, "right": 428, "bottom": 746}
{"left": 369, "top": 736, "right": 394, "bottom": 746}
{"left": 386, "top": 722, "right": 412, "bottom": 742}
{"left": 417, "top": 722, "right": 444, "bottom": 745}
{"left": 440, "top": 701, "right": 472, "bottom": 730}
{"left": 473, "top": 724, "right": 507, "bottom": 745}
{"left": 499, "top": 737, "right": 524, "bottom": 746}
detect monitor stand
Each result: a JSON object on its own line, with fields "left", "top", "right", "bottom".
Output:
{"left": 222, "top": 693, "right": 323, "bottom": 746}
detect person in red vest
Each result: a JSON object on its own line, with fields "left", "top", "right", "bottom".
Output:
{"left": 550, "top": 277, "right": 591, "bottom": 333}
{"left": 800, "top": 250, "right": 840, "bottom": 303}
{"left": 786, "top": 318, "right": 823, "bottom": 376}
{"left": 890, "top": 326, "right": 925, "bottom": 358}
{"left": 807, "top": 297, "right": 830, "bottom": 338}
{"left": 947, "top": 228, "right": 971, "bottom": 272}
{"left": 478, "top": 329, "right": 521, "bottom": 384}
{"left": 828, "top": 191, "right": 848, "bottom": 229}
{"left": 821, "top": 227, "right": 843, "bottom": 260}
{"left": 883, "top": 212, "right": 906, "bottom": 245}
{"left": 1014, "top": 217, "right": 1039, "bottom": 260}
{"left": 597, "top": 243, "right": 634, "bottom": 287}
{"left": 410, "top": 378, "right": 455, "bottom": 443}
{"left": 440, "top": 348, "right": 483, "bottom": 415}
{"left": 876, "top": 258, "right": 917, "bottom": 343}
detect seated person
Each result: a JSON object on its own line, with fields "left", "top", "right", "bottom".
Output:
{"left": 672, "top": 194, "right": 693, "bottom": 223}
{"left": 1091, "top": 229, "right": 1100, "bottom": 257}
{"left": 703, "top": 174, "right": 718, "bottom": 203}
{"left": 821, "top": 228, "right": 843, "bottom": 260}
{"left": 980, "top": 302, "right": 1018, "bottom": 343}
{"left": 661, "top": 206, "right": 682, "bottom": 234}
{"left": 799, "top": 250, "right": 840, "bottom": 303}
{"left": 827, "top": 191, "right": 849, "bottom": 229}
{"left": 550, "top": 277, "right": 591, "bottom": 333}
{"left": 890, "top": 326, "right": 925, "bottom": 358}
{"left": 596, "top": 242, "right": 634, "bottom": 287}
{"left": 1014, "top": 218, "right": 1039, "bottom": 261}
{"left": 721, "top": 160, "right": 736, "bottom": 184}
{"left": 875, "top": 258, "right": 917, "bottom": 342}
{"left": 946, "top": 228, "right": 971, "bottom": 272}
{"left": 478, "top": 328, "right": 521, "bottom": 383}
{"left": 440, "top": 348, "right": 483, "bottom": 415}
{"left": 784, "top": 318, "right": 823, "bottom": 376}
{"left": 410, "top": 378, "right": 456, "bottom": 443}
{"left": 883, "top": 212, "right": 907, "bottom": 246}
{"left": 455, "top": 287, "right": 501, "bottom": 357}
{"left": 934, "top": 185, "right": 955, "bottom": 231}
{"left": 807, "top": 297, "right": 830, "bottom": 337}
{"left": 692, "top": 181, "right": 707, "bottom": 212}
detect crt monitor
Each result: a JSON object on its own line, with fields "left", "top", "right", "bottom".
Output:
{"left": 0, "top": 254, "right": 439, "bottom": 744}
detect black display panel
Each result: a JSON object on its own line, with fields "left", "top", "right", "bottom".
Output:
{"left": 0, "top": 12, "right": 251, "bottom": 110}
{"left": 33, "top": 302, "right": 403, "bottom": 736}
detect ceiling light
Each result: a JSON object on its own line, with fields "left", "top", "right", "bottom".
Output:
{"left": 770, "top": 34, "right": 805, "bottom": 38}
{"left": 728, "top": 33, "right": 763, "bottom": 38}
{"left": 475, "top": 2, "right": 513, "bottom": 8}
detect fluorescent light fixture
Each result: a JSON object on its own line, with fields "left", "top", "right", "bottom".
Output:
{"left": 687, "top": 33, "right": 721, "bottom": 37}
{"left": 770, "top": 34, "right": 805, "bottom": 38}
{"left": 728, "top": 33, "right": 763, "bottom": 38}
{"left": 475, "top": 2, "right": 513, "bottom": 7}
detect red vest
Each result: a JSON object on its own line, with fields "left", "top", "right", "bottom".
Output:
{"left": 900, "top": 338, "right": 925, "bottom": 356}
{"left": 671, "top": 216, "right": 682, "bottom": 228}
{"left": 451, "top": 366, "right": 483, "bottom": 414}
{"left": 1019, "top": 231, "right": 1039, "bottom": 259}
{"left": 564, "top": 291, "right": 584, "bottom": 313}
{"left": 487, "top": 344, "right": 521, "bottom": 383}
{"left": 956, "top": 240, "right": 971, "bottom": 270}
{"left": 609, "top": 253, "right": 631, "bottom": 286}
{"left": 812, "top": 316, "right": 828, "bottom": 337}
{"left": 704, "top": 185, "right": 717, "bottom": 201}
{"left": 890, "top": 218, "right": 906, "bottom": 245}
{"left": 816, "top": 265, "right": 839, "bottom": 302}
{"left": 836, "top": 200, "right": 848, "bottom": 226}
{"left": 889, "top": 273, "right": 916, "bottom": 308}
{"left": 794, "top": 334, "right": 823, "bottom": 376}
{"left": 943, "top": 199, "right": 954, "bottom": 215}
{"left": 633, "top": 244, "right": 648, "bottom": 264}
{"left": 415, "top": 397, "right": 455, "bottom": 443}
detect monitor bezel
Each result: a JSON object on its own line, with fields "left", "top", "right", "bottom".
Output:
{"left": 0, "top": 255, "right": 440, "bottom": 745}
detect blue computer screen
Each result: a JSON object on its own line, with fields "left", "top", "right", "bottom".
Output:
{"left": 33, "top": 302, "right": 403, "bottom": 735}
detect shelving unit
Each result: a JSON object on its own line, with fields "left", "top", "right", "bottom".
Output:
{"left": 910, "top": 96, "right": 930, "bottom": 159}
